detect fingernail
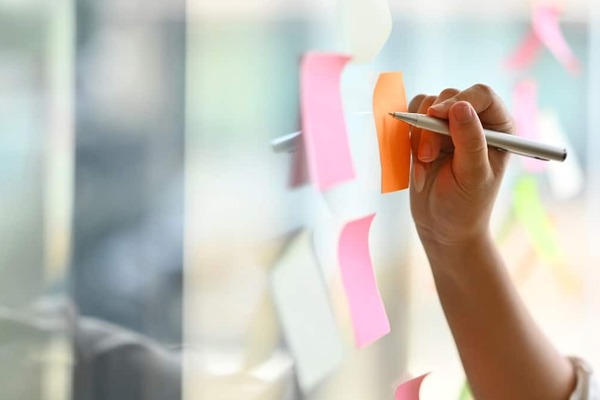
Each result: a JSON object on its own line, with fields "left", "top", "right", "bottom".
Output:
{"left": 427, "top": 104, "right": 441, "bottom": 115}
{"left": 454, "top": 102, "right": 474, "bottom": 123}
{"left": 428, "top": 101, "right": 448, "bottom": 113}
{"left": 419, "top": 142, "right": 432, "bottom": 162}
{"left": 412, "top": 163, "right": 425, "bottom": 192}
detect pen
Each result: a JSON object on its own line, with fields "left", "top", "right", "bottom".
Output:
{"left": 388, "top": 112, "right": 567, "bottom": 162}
{"left": 271, "top": 131, "right": 302, "bottom": 153}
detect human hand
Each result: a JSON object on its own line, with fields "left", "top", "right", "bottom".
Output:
{"left": 408, "top": 84, "right": 515, "bottom": 247}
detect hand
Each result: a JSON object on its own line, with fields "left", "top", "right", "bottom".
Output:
{"left": 408, "top": 84, "right": 515, "bottom": 247}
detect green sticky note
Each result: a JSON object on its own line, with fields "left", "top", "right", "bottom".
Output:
{"left": 458, "top": 381, "right": 473, "bottom": 400}
{"left": 513, "top": 176, "right": 563, "bottom": 264}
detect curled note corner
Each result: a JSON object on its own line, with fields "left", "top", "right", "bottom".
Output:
{"left": 338, "top": 214, "right": 390, "bottom": 348}
{"left": 339, "top": 0, "right": 393, "bottom": 63}
{"left": 394, "top": 373, "right": 430, "bottom": 400}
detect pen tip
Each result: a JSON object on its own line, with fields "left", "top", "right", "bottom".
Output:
{"left": 388, "top": 112, "right": 395, "bottom": 116}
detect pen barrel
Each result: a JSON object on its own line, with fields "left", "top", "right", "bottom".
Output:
{"left": 414, "top": 115, "right": 567, "bottom": 162}
{"left": 482, "top": 129, "right": 566, "bottom": 162}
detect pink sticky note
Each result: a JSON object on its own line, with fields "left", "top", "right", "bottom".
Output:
{"left": 300, "top": 52, "right": 356, "bottom": 191}
{"left": 338, "top": 214, "right": 390, "bottom": 348}
{"left": 504, "top": 31, "right": 542, "bottom": 71}
{"left": 532, "top": 5, "right": 581, "bottom": 74}
{"left": 394, "top": 373, "right": 429, "bottom": 400}
{"left": 513, "top": 80, "right": 546, "bottom": 173}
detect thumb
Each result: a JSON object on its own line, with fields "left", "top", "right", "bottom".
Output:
{"left": 449, "top": 101, "right": 491, "bottom": 184}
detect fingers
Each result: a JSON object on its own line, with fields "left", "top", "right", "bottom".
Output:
{"left": 428, "top": 83, "right": 515, "bottom": 134}
{"left": 448, "top": 101, "right": 491, "bottom": 186}
{"left": 408, "top": 94, "right": 435, "bottom": 193}
{"left": 408, "top": 94, "right": 427, "bottom": 113}
{"left": 420, "top": 88, "right": 460, "bottom": 161}
{"left": 410, "top": 95, "right": 437, "bottom": 161}
{"left": 408, "top": 85, "right": 511, "bottom": 194}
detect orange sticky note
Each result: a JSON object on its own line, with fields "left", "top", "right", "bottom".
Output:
{"left": 373, "top": 72, "right": 411, "bottom": 193}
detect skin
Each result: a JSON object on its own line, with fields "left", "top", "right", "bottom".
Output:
{"left": 408, "top": 84, "right": 576, "bottom": 400}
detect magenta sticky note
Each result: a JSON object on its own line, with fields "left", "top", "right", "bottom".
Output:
{"left": 504, "top": 31, "right": 541, "bottom": 71}
{"left": 300, "top": 52, "right": 356, "bottom": 191}
{"left": 338, "top": 214, "right": 390, "bottom": 348}
{"left": 394, "top": 373, "right": 429, "bottom": 400}
{"left": 504, "top": 6, "right": 580, "bottom": 74}
{"left": 532, "top": 5, "right": 580, "bottom": 74}
{"left": 513, "top": 80, "right": 546, "bottom": 173}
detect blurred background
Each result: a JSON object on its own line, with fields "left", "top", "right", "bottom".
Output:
{"left": 0, "top": 0, "right": 599, "bottom": 399}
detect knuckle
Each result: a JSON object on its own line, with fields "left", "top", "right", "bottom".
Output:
{"left": 422, "top": 95, "right": 437, "bottom": 108}
{"left": 471, "top": 83, "right": 494, "bottom": 96}
{"left": 438, "top": 88, "right": 460, "bottom": 98}
{"left": 417, "top": 95, "right": 438, "bottom": 113}
{"left": 412, "top": 93, "right": 427, "bottom": 102}
{"left": 408, "top": 94, "right": 427, "bottom": 111}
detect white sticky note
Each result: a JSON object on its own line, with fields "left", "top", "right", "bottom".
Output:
{"left": 339, "top": 0, "right": 393, "bottom": 63}
{"left": 539, "top": 110, "right": 584, "bottom": 200}
{"left": 269, "top": 230, "right": 343, "bottom": 392}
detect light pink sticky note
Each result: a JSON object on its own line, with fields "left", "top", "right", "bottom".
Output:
{"left": 394, "top": 373, "right": 429, "bottom": 400}
{"left": 300, "top": 52, "right": 356, "bottom": 191}
{"left": 338, "top": 214, "right": 390, "bottom": 348}
{"left": 532, "top": 5, "right": 581, "bottom": 74}
{"left": 513, "top": 80, "right": 546, "bottom": 172}
{"left": 504, "top": 31, "right": 541, "bottom": 71}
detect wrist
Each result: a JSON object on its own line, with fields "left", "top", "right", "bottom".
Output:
{"left": 417, "top": 225, "right": 493, "bottom": 254}
{"left": 418, "top": 230, "right": 498, "bottom": 279}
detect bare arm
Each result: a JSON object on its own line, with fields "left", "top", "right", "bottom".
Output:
{"left": 408, "top": 85, "right": 575, "bottom": 400}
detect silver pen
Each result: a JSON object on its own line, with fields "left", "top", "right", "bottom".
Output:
{"left": 389, "top": 112, "right": 567, "bottom": 162}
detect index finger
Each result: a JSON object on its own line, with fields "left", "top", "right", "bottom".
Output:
{"left": 408, "top": 94, "right": 427, "bottom": 113}
{"left": 427, "top": 84, "right": 515, "bottom": 134}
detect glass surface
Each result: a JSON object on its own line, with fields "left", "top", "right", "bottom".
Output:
{"left": 0, "top": 0, "right": 597, "bottom": 399}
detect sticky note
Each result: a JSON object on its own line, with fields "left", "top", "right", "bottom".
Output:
{"left": 513, "top": 176, "right": 563, "bottom": 264}
{"left": 394, "top": 373, "right": 429, "bottom": 400}
{"left": 513, "top": 80, "right": 546, "bottom": 173}
{"left": 269, "top": 230, "right": 343, "bottom": 392}
{"left": 458, "top": 380, "right": 473, "bottom": 400}
{"left": 539, "top": 111, "right": 584, "bottom": 200}
{"left": 300, "top": 52, "right": 355, "bottom": 192}
{"left": 504, "top": 31, "right": 541, "bottom": 71}
{"left": 339, "top": 0, "right": 393, "bottom": 63}
{"left": 243, "top": 293, "right": 280, "bottom": 370}
{"left": 513, "top": 176, "right": 580, "bottom": 292}
{"left": 373, "top": 72, "right": 411, "bottom": 193}
{"left": 532, "top": 5, "right": 581, "bottom": 74}
{"left": 504, "top": 5, "right": 580, "bottom": 74}
{"left": 338, "top": 214, "right": 390, "bottom": 347}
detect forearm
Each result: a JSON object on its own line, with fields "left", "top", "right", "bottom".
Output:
{"left": 422, "top": 232, "right": 575, "bottom": 400}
